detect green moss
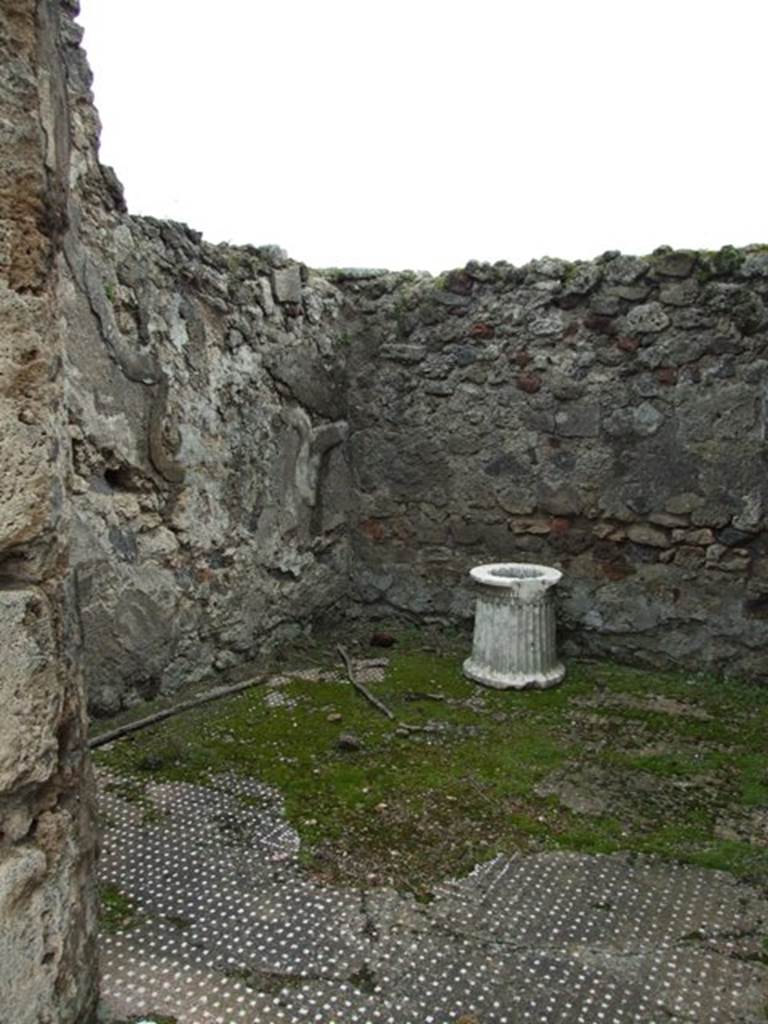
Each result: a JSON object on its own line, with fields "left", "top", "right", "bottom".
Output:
{"left": 621, "top": 752, "right": 700, "bottom": 777}
{"left": 544, "top": 813, "right": 626, "bottom": 856}
{"left": 663, "top": 837, "right": 765, "bottom": 879}
{"left": 736, "top": 753, "right": 768, "bottom": 806}
{"left": 103, "top": 777, "right": 166, "bottom": 825}
{"left": 221, "top": 966, "right": 305, "bottom": 994}
{"left": 118, "top": 1016, "right": 178, "bottom": 1024}
{"left": 99, "top": 883, "right": 138, "bottom": 933}
{"left": 94, "top": 632, "right": 768, "bottom": 895}
{"left": 225, "top": 249, "right": 245, "bottom": 274}
{"left": 713, "top": 244, "right": 745, "bottom": 275}
{"left": 697, "top": 244, "right": 747, "bottom": 283}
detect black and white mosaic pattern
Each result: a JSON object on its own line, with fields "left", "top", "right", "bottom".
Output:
{"left": 98, "top": 770, "right": 768, "bottom": 1023}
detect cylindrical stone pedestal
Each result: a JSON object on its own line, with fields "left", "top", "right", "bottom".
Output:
{"left": 463, "top": 563, "right": 565, "bottom": 690}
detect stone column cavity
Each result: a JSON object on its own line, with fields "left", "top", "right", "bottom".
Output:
{"left": 463, "top": 563, "right": 565, "bottom": 690}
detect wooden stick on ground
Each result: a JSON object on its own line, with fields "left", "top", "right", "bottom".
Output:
{"left": 88, "top": 675, "right": 267, "bottom": 749}
{"left": 336, "top": 644, "right": 396, "bottom": 721}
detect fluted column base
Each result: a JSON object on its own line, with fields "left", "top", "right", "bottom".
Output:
{"left": 463, "top": 656, "right": 565, "bottom": 690}
{"left": 463, "top": 563, "right": 565, "bottom": 690}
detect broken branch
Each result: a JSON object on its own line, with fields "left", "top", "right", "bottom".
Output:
{"left": 337, "top": 644, "right": 396, "bottom": 720}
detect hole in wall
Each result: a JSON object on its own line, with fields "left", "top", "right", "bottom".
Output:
{"left": 0, "top": 547, "right": 31, "bottom": 583}
{"left": 104, "top": 465, "right": 139, "bottom": 491}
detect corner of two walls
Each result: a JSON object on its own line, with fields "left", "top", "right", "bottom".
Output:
{"left": 68, "top": 238, "right": 768, "bottom": 707}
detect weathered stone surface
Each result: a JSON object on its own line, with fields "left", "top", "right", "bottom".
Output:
{"left": 626, "top": 523, "right": 671, "bottom": 548}
{"left": 271, "top": 265, "right": 303, "bottom": 304}
{"left": 0, "top": 296, "right": 61, "bottom": 564}
{"left": 0, "top": 847, "right": 49, "bottom": 1015}
{"left": 651, "top": 248, "right": 697, "bottom": 278}
{"left": 632, "top": 401, "right": 664, "bottom": 435}
{"left": 666, "top": 492, "right": 702, "bottom": 515}
{"left": 659, "top": 279, "right": 699, "bottom": 306}
{"left": 554, "top": 404, "right": 600, "bottom": 437}
{"left": 603, "top": 254, "right": 647, "bottom": 284}
{"left": 0, "top": 4, "right": 99, "bottom": 1020}
{"left": 0, "top": 589, "right": 61, "bottom": 791}
{"left": 625, "top": 301, "right": 670, "bottom": 333}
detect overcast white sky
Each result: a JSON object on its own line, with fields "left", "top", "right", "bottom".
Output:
{"left": 77, "top": 1, "right": 767, "bottom": 273}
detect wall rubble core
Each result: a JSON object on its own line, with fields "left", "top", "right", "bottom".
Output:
{"left": 0, "top": 1, "right": 766, "bottom": 1018}
{"left": 0, "top": 1, "right": 98, "bottom": 1022}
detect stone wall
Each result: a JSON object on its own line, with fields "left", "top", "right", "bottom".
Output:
{"left": 62, "top": 215, "right": 351, "bottom": 714}
{"left": 56, "top": 0, "right": 768, "bottom": 698}
{"left": 52, "top": 4, "right": 352, "bottom": 715}
{"left": 342, "top": 253, "right": 768, "bottom": 678}
{"left": 0, "top": 2, "right": 98, "bottom": 1021}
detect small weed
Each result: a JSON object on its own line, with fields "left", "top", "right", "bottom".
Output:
{"left": 162, "top": 913, "right": 192, "bottom": 930}
{"left": 119, "top": 1016, "right": 178, "bottom": 1024}
{"left": 221, "top": 966, "right": 305, "bottom": 994}
{"left": 99, "top": 883, "right": 138, "bottom": 933}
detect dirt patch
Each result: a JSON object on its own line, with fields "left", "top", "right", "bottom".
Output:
{"left": 716, "top": 806, "right": 768, "bottom": 846}
{"left": 571, "top": 691, "right": 713, "bottom": 719}
{"left": 535, "top": 762, "right": 724, "bottom": 825}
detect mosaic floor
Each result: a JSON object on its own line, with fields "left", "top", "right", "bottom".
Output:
{"left": 98, "top": 769, "right": 768, "bottom": 1024}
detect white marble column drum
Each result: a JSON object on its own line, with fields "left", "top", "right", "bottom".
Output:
{"left": 463, "top": 563, "right": 565, "bottom": 690}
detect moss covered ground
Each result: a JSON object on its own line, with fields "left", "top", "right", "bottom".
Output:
{"left": 92, "top": 626, "right": 768, "bottom": 901}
